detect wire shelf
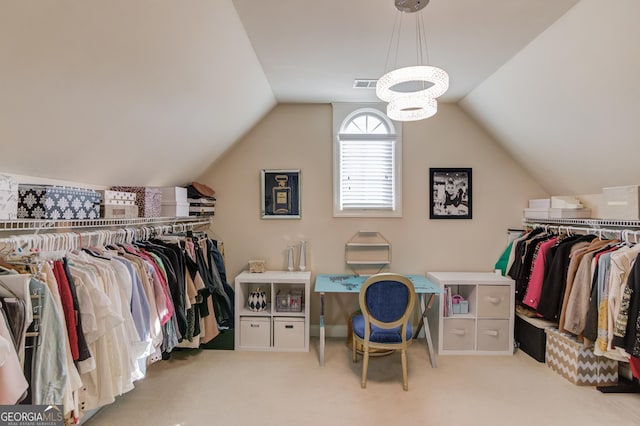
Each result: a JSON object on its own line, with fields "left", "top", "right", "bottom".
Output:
{"left": 523, "top": 218, "right": 640, "bottom": 229}
{"left": 0, "top": 216, "right": 211, "bottom": 232}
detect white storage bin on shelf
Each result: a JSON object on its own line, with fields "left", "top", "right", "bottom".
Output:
{"left": 234, "top": 271, "right": 310, "bottom": 352}
{"left": 601, "top": 185, "right": 640, "bottom": 220}
{"left": 156, "top": 186, "right": 188, "bottom": 203}
{"left": 160, "top": 203, "right": 189, "bottom": 217}
{"left": 240, "top": 317, "right": 271, "bottom": 348}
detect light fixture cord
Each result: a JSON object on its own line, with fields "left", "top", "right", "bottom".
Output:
{"left": 416, "top": 9, "right": 430, "bottom": 88}
{"left": 383, "top": 10, "right": 403, "bottom": 74}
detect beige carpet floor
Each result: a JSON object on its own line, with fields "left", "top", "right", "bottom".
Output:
{"left": 85, "top": 338, "right": 640, "bottom": 426}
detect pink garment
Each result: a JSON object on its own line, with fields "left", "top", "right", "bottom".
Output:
{"left": 522, "top": 237, "right": 558, "bottom": 310}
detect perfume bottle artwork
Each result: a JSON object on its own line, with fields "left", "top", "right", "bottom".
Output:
{"left": 272, "top": 174, "right": 291, "bottom": 214}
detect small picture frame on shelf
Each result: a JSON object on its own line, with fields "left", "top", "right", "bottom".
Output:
{"left": 429, "top": 168, "right": 472, "bottom": 219}
{"left": 261, "top": 169, "right": 301, "bottom": 219}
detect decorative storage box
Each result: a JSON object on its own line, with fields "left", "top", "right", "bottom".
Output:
{"left": 18, "top": 185, "right": 100, "bottom": 220}
{"left": 111, "top": 186, "right": 162, "bottom": 218}
{"left": 99, "top": 190, "right": 136, "bottom": 206}
{"left": 101, "top": 204, "right": 139, "bottom": 219}
{"left": 601, "top": 185, "right": 640, "bottom": 220}
{"left": 0, "top": 174, "right": 18, "bottom": 220}
{"left": 248, "top": 260, "right": 266, "bottom": 273}
{"left": 451, "top": 295, "right": 469, "bottom": 314}
{"left": 276, "top": 290, "right": 303, "bottom": 312}
{"left": 545, "top": 328, "right": 618, "bottom": 386}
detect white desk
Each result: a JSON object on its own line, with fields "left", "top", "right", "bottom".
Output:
{"left": 314, "top": 274, "right": 442, "bottom": 367}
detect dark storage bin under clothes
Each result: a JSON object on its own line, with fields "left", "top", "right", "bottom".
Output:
{"left": 514, "top": 312, "right": 556, "bottom": 363}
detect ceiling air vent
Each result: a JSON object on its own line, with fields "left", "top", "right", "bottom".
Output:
{"left": 353, "top": 79, "right": 378, "bottom": 89}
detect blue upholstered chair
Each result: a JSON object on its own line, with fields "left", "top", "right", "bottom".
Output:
{"left": 352, "top": 273, "right": 416, "bottom": 391}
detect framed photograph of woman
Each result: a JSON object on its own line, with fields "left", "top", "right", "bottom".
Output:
{"left": 429, "top": 168, "right": 472, "bottom": 219}
{"left": 261, "top": 169, "right": 301, "bottom": 219}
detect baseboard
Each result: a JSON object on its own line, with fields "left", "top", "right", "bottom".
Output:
{"left": 310, "top": 324, "right": 347, "bottom": 337}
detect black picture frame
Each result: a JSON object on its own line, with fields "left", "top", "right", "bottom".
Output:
{"left": 261, "top": 169, "right": 301, "bottom": 219}
{"left": 429, "top": 168, "right": 472, "bottom": 219}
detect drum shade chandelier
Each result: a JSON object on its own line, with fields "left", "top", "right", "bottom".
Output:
{"left": 376, "top": 0, "right": 449, "bottom": 121}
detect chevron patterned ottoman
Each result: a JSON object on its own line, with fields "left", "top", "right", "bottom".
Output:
{"left": 545, "top": 328, "right": 618, "bottom": 386}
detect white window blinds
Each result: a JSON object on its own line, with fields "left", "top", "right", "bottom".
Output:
{"left": 333, "top": 105, "right": 402, "bottom": 218}
{"left": 340, "top": 139, "right": 395, "bottom": 210}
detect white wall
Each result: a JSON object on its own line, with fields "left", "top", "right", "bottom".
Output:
{"left": 199, "top": 103, "right": 548, "bottom": 330}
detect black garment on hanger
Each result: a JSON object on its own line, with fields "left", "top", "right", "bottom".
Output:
{"left": 193, "top": 239, "right": 233, "bottom": 329}
{"left": 536, "top": 234, "right": 596, "bottom": 321}
{"left": 140, "top": 242, "right": 187, "bottom": 340}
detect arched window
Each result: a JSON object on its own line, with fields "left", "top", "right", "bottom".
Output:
{"left": 333, "top": 104, "right": 402, "bottom": 217}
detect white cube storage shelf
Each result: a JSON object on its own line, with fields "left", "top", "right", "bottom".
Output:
{"left": 427, "top": 271, "right": 515, "bottom": 356}
{"left": 234, "top": 271, "right": 310, "bottom": 352}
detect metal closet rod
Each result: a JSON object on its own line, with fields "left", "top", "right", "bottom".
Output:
{"left": 0, "top": 217, "right": 211, "bottom": 254}
{"left": 0, "top": 216, "right": 211, "bottom": 232}
{"left": 523, "top": 221, "right": 640, "bottom": 243}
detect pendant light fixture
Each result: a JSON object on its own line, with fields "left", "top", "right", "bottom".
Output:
{"left": 376, "top": 0, "right": 449, "bottom": 121}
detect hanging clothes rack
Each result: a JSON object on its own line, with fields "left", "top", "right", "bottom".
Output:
{"left": 522, "top": 217, "right": 640, "bottom": 394}
{"left": 523, "top": 219, "right": 640, "bottom": 244}
{"left": 0, "top": 217, "right": 211, "bottom": 254}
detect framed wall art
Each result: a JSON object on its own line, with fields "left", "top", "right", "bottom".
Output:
{"left": 261, "top": 169, "right": 301, "bottom": 219}
{"left": 429, "top": 168, "right": 472, "bottom": 219}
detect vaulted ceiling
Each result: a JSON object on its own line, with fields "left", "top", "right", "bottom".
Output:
{"left": 1, "top": 0, "right": 638, "bottom": 195}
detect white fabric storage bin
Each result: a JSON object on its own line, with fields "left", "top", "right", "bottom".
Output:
{"left": 551, "top": 196, "right": 583, "bottom": 209}
{"left": 0, "top": 174, "right": 18, "bottom": 219}
{"left": 160, "top": 202, "right": 189, "bottom": 217}
{"left": 156, "top": 186, "right": 188, "bottom": 204}
{"left": 240, "top": 317, "right": 271, "bottom": 348}
{"left": 528, "top": 199, "right": 551, "bottom": 209}
{"left": 524, "top": 208, "right": 550, "bottom": 220}
{"left": 273, "top": 317, "right": 305, "bottom": 349}
{"left": 548, "top": 208, "right": 591, "bottom": 219}
{"left": 601, "top": 185, "right": 640, "bottom": 220}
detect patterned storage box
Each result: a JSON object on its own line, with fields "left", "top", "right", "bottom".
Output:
{"left": 99, "top": 190, "right": 136, "bottom": 206}
{"left": 545, "top": 328, "right": 618, "bottom": 386}
{"left": 0, "top": 174, "right": 19, "bottom": 219}
{"left": 18, "top": 185, "right": 101, "bottom": 220}
{"left": 111, "top": 186, "right": 162, "bottom": 218}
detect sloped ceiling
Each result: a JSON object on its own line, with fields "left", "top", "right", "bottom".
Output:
{"left": 3, "top": 0, "right": 634, "bottom": 197}
{"left": 461, "top": 0, "right": 640, "bottom": 195}
{"left": 0, "top": 0, "right": 275, "bottom": 186}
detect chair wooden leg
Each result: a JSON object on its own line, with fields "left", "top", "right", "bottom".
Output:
{"left": 401, "top": 348, "right": 408, "bottom": 391}
{"left": 352, "top": 335, "right": 357, "bottom": 362}
{"left": 361, "top": 347, "right": 370, "bottom": 389}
